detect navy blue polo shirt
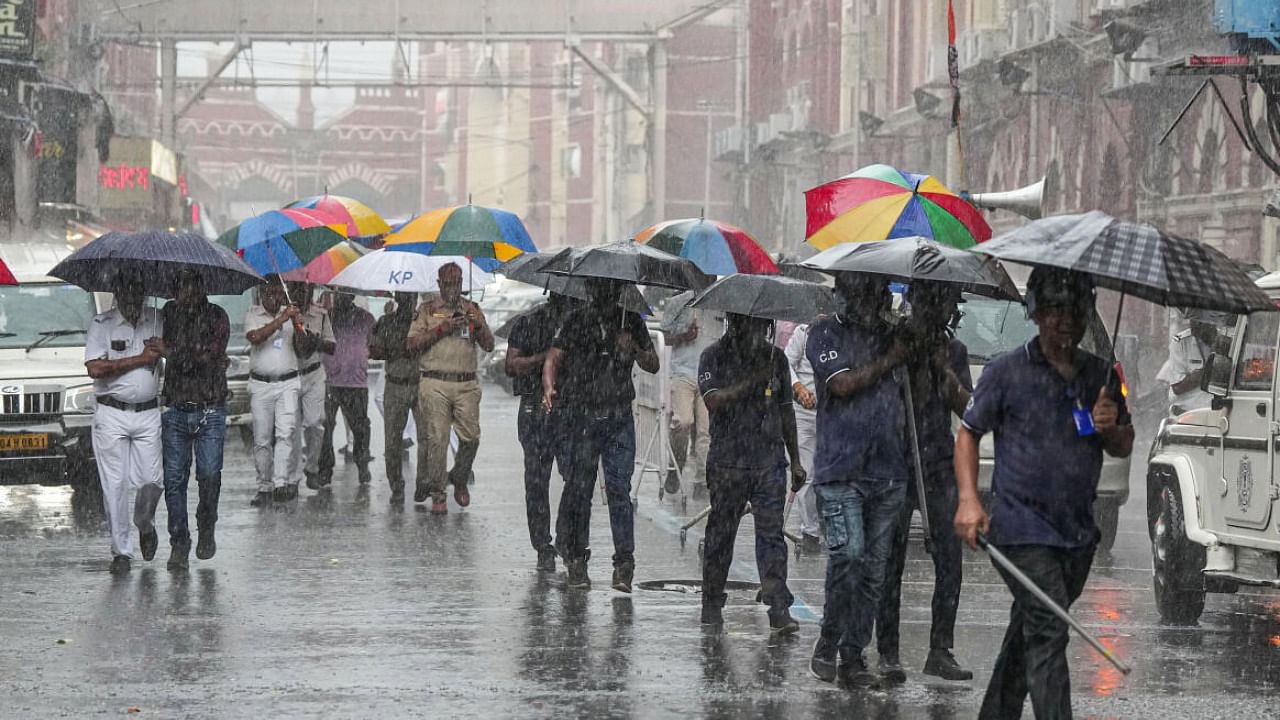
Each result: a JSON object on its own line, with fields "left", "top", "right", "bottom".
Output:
{"left": 910, "top": 338, "right": 973, "bottom": 473}
{"left": 698, "top": 340, "right": 792, "bottom": 470}
{"left": 507, "top": 304, "right": 561, "bottom": 397}
{"left": 806, "top": 315, "right": 908, "bottom": 485}
{"left": 552, "top": 304, "right": 654, "bottom": 414}
{"left": 962, "top": 337, "right": 1130, "bottom": 548}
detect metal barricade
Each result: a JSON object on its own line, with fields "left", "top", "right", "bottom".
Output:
{"left": 630, "top": 330, "right": 688, "bottom": 510}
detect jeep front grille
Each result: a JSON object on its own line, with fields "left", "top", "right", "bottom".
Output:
{"left": 0, "top": 386, "right": 63, "bottom": 416}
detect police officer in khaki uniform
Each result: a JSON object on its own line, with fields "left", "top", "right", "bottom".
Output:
{"left": 406, "top": 263, "right": 493, "bottom": 514}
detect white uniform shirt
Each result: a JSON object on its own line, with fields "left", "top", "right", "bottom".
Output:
{"left": 245, "top": 304, "right": 299, "bottom": 377}
{"left": 661, "top": 290, "right": 724, "bottom": 382}
{"left": 784, "top": 323, "right": 815, "bottom": 392}
{"left": 296, "top": 305, "right": 334, "bottom": 371}
{"left": 84, "top": 307, "right": 164, "bottom": 403}
{"left": 1156, "top": 329, "right": 1211, "bottom": 409}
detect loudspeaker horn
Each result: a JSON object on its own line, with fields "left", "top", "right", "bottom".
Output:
{"left": 962, "top": 177, "right": 1045, "bottom": 220}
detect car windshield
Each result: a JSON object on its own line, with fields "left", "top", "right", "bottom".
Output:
{"left": 210, "top": 291, "right": 254, "bottom": 354}
{"left": 955, "top": 294, "right": 1110, "bottom": 364}
{"left": 0, "top": 283, "right": 97, "bottom": 350}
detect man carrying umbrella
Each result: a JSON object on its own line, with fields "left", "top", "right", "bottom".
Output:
{"left": 369, "top": 292, "right": 424, "bottom": 504}
{"left": 245, "top": 276, "right": 304, "bottom": 506}
{"left": 505, "top": 290, "right": 577, "bottom": 573}
{"left": 955, "top": 268, "right": 1133, "bottom": 719}
{"left": 160, "top": 269, "right": 231, "bottom": 570}
{"left": 85, "top": 268, "right": 166, "bottom": 574}
{"left": 697, "top": 312, "right": 805, "bottom": 634}
{"left": 807, "top": 273, "right": 910, "bottom": 687}
{"left": 288, "top": 281, "right": 335, "bottom": 493}
{"left": 543, "top": 278, "right": 659, "bottom": 592}
{"left": 406, "top": 262, "right": 494, "bottom": 513}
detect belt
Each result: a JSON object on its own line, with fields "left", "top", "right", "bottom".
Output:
{"left": 386, "top": 374, "right": 419, "bottom": 386}
{"left": 250, "top": 370, "right": 300, "bottom": 383}
{"left": 97, "top": 396, "right": 159, "bottom": 413}
{"left": 167, "top": 400, "right": 225, "bottom": 413}
{"left": 421, "top": 370, "right": 476, "bottom": 383}
{"left": 300, "top": 362, "right": 322, "bottom": 376}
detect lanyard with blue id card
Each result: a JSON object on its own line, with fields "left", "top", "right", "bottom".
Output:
{"left": 1065, "top": 384, "right": 1096, "bottom": 436}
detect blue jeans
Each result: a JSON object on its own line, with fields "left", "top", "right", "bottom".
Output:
{"left": 816, "top": 477, "right": 908, "bottom": 656}
{"left": 162, "top": 405, "right": 227, "bottom": 547}
{"left": 555, "top": 407, "right": 635, "bottom": 566}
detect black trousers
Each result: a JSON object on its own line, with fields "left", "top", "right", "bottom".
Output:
{"left": 979, "top": 543, "right": 1095, "bottom": 720}
{"left": 701, "top": 463, "right": 793, "bottom": 613}
{"left": 319, "top": 386, "right": 371, "bottom": 477}
{"left": 517, "top": 395, "right": 557, "bottom": 551}
{"left": 876, "top": 466, "right": 963, "bottom": 656}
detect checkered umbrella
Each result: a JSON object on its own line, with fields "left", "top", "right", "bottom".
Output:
{"left": 977, "top": 210, "right": 1274, "bottom": 313}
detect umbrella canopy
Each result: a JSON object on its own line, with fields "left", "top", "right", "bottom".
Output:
{"left": 805, "top": 164, "right": 992, "bottom": 250}
{"left": 977, "top": 210, "right": 1274, "bottom": 313}
{"left": 0, "top": 257, "right": 16, "bottom": 286}
{"left": 329, "top": 249, "right": 492, "bottom": 294}
{"left": 49, "top": 230, "right": 263, "bottom": 297}
{"left": 541, "top": 240, "right": 711, "bottom": 291}
{"left": 286, "top": 195, "right": 392, "bottom": 238}
{"left": 689, "top": 274, "right": 837, "bottom": 323}
{"left": 634, "top": 217, "right": 778, "bottom": 275}
{"left": 496, "top": 252, "right": 651, "bottom": 314}
{"left": 217, "top": 210, "right": 347, "bottom": 277}
{"left": 382, "top": 204, "right": 537, "bottom": 272}
{"left": 282, "top": 240, "right": 370, "bottom": 284}
{"left": 802, "top": 236, "right": 1021, "bottom": 301}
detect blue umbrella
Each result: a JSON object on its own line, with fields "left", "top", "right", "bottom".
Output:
{"left": 49, "top": 230, "right": 264, "bottom": 298}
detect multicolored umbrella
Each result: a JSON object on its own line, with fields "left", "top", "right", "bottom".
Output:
{"left": 635, "top": 217, "right": 777, "bottom": 276}
{"left": 217, "top": 210, "right": 347, "bottom": 277}
{"left": 0, "top": 258, "right": 16, "bottom": 286}
{"left": 805, "top": 164, "right": 991, "bottom": 250}
{"left": 286, "top": 195, "right": 392, "bottom": 239}
{"left": 382, "top": 204, "right": 537, "bottom": 272}
{"left": 282, "top": 240, "right": 369, "bottom": 284}
{"left": 330, "top": 250, "right": 493, "bottom": 294}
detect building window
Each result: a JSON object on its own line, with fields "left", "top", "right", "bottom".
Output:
{"left": 562, "top": 144, "right": 582, "bottom": 179}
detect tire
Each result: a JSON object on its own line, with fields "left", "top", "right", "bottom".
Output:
{"left": 1151, "top": 481, "right": 1207, "bottom": 625}
{"left": 1095, "top": 498, "right": 1120, "bottom": 552}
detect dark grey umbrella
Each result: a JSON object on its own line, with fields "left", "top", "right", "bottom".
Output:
{"left": 497, "top": 251, "right": 652, "bottom": 314}
{"left": 49, "top": 230, "right": 264, "bottom": 298}
{"left": 688, "top": 274, "right": 837, "bottom": 323}
{"left": 540, "top": 240, "right": 711, "bottom": 291}
{"left": 977, "top": 210, "right": 1273, "bottom": 313}
{"left": 801, "top": 236, "right": 1022, "bottom": 301}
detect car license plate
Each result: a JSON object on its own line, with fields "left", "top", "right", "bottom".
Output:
{"left": 0, "top": 433, "right": 48, "bottom": 451}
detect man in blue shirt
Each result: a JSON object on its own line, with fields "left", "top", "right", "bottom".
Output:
{"left": 955, "top": 267, "right": 1133, "bottom": 720}
{"left": 806, "top": 273, "right": 910, "bottom": 687}
{"left": 697, "top": 313, "right": 806, "bottom": 635}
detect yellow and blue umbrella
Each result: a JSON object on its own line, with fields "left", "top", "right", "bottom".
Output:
{"left": 382, "top": 204, "right": 537, "bottom": 272}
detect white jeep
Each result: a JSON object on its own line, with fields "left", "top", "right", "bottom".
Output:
{"left": 1146, "top": 271, "right": 1280, "bottom": 624}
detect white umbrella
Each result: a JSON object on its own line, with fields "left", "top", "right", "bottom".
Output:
{"left": 328, "top": 249, "right": 493, "bottom": 294}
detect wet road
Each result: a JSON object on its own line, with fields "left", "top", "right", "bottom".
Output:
{"left": 3, "top": 390, "right": 1280, "bottom": 718}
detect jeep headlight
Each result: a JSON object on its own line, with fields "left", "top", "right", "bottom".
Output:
{"left": 63, "top": 384, "right": 96, "bottom": 414}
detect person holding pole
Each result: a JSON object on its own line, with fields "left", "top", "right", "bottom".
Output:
{"left": 955, "top": 267, "right": 1133, "bottom": 719}
{"left": 244, "top": 276, "right": 303, "bottom": 506}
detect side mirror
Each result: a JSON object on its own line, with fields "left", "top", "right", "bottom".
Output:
{"left": 1202, "top": 352, "right": 1232, "bottom": 400}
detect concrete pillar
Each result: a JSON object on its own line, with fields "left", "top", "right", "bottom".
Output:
{"left": 160, "top": 39, "right": 178, "bottom": 149}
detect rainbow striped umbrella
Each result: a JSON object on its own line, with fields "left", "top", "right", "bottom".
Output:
{"left": 635, "top": 217, "right": 777, "bottom": 276}
{"left": 217, "top": 210, "right": 347, "bottom": 276}
{"left": 282, "top": 240, "right": 369, "bottom": 284}
{"left": 286, "top": 195, "right": 392, "bottom": 239}
{"left": 382, "top": 204, "right": 537, "bottom": 272}
{"left": 804, "top": 164, "right": 991, "bottom": 250}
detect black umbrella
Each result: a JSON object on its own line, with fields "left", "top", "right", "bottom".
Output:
{"left": 49, "top": 230, "right": 264, "bottom": 298}
{"left": 688, "top": 273, "right": 837, "bottom": 323}
{"left": 540, "top": 240, "right": 711, "bottom": 291}
{"left": 976, "top": 210, "right": 1273, "bottom": 313}
{"left": 496, "top": 252, "right": 652, "bottom": 314}
{"left": 800, "top": 236, "right": 1022, "bottom": 301}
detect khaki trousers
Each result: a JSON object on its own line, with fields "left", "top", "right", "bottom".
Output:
{"left": 417, "top": 377, "right": 481, "bottom": 498}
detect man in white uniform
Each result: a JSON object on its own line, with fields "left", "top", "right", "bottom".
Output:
{"left": 288, "top": 282, "right": 335, "bottom": 490}
{"left": 85, "top": 269, "right": 165, "bottom": 575}
{"left": 245, "top": 277, "right": 303, "bottom": 505}
{"left": 784, "top": 322, "right": 821, "bottom": 549}
{"left": 660, "top": 290, "right": 723, "bottom": 496}
{"left": 1156, "top": 310, "right": 1226, "bottom": 413}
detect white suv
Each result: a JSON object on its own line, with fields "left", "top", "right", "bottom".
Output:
{"left": 1147, "top": 272, "right": 1280, "bottom": 624}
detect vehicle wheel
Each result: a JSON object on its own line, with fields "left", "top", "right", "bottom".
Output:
{"left": 1151, "top": 482, "right": 1207, "bottom": 625}
{"left": 1095, "top": 498, "right": 1120, "bottom": 552}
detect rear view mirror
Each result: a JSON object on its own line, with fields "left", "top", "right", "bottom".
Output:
{"left": 1202, "top": 352, "right": 1231, "bottom": 398}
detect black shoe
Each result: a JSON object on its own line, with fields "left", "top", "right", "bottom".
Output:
{"left": 611, "top": 562, "right": 634, "bottom": 593}
{"left": 403, "top": 438, "right": 415, "bottom": 449}
{"left": 139, "top": 530, "right": 158, "bottom": 562}
{"left": 272, "top": 486, "right": 289, "bottom": 502}
{"left": 566, "top": 558, "right": 591, "bottom": 589}
{"left": 286, "top": 484, "right": 300, "bottom": 500}
{"left": 250, "top": 491, "right": 272, "bottom": 507}
{"left": 316, "top": 474, "right": 332, "bottom": 489}
{"left": 700, "top": 604, "right": 723, "bottom": 627}
{"left": 109, "top": 555, "right": 131, "bottom": 575}
{"left": 664, "top": 470, "right": 680, "bottom": 495}
{"left": 413, "top": 486, "right": 430, "bottom": 503}
{"left": 810, "top": 637, "right": 838, "bottom": 683}
{"left": 923, "top": 648, "right": 973, "bottom": 681}
{"left": 304, "top": 472, "right": 322, "bottom": 490}
{"left": 801, "top": 533, "right": 822, "bottom": 553}
{"left": 878, "top": 653, "right": 907, "bottom": 685}
{"left": 167, "top": 542, "right": 190, "bottom": 571}
{"left": 390, "top": 487, "right": 406, "bottom": 505}
{"left": 837, "top": 652, "right": 882, "bottom": 689}
{"left": 357, "top": 467, "right": 372, "bottom": 485}
{"left": 536, "top": 546, "right": 557, "bottom": 573}
{"left": 196, "top": 527, "right": 216, "bottom": 560}
{"left": 768, "top": 609, "right": 800, "bottom": 636}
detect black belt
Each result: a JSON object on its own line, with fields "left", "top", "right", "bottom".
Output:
{"left": 166, "top": 400, "right": 225, "bottom": 413}
{"left": 97, "top": 396, "right": 159, "bottom": 413}
{"left": 421, "top": 370, "right": 476, "bottom": 383}
{"left": 251, "top": 370, "right": 300, "bottom": 383}
{"left": 300, "top": 362, "right": 322, "bottom": 376}
{"left": 386, "top": 374, "right": 419, "bottom": 386}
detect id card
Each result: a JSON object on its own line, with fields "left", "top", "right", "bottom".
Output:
{"left": 1072, "top": 404, "right": 1096, "bottom": 436}
{"left": 272, "top": 337, "right": 284, "bottom": 350}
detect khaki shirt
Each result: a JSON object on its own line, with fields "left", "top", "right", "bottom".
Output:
{"left": 408, "top": 297, "right": 484, "bottom": 374}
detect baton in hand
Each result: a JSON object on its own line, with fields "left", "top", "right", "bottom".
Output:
{"left": 977, "top": 533, "right": 1132, "bottom": 676}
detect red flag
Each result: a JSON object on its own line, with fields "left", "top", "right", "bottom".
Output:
{"left": 947, "top": 0, "right": 960, "bottom": 128}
